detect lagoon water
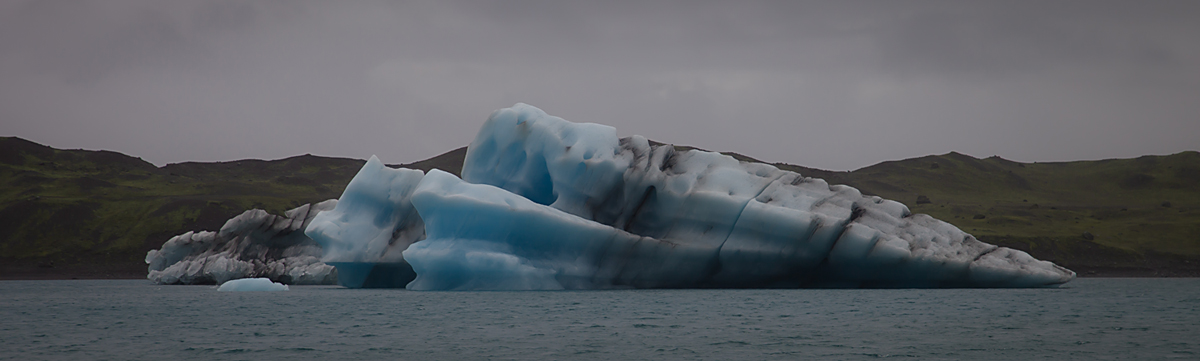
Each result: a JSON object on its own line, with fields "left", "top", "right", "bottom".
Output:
{"left": 2, "top": 278, "right": 1197, "bottom": 360}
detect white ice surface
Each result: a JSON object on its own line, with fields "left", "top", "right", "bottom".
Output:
{"left": 217, "top": 277, "right": 290, "bottom": 292}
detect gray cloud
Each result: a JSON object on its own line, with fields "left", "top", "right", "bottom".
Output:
{"left": 2, "top": 0, "right": 1197, "bottom": 171}
{"left": 871, "top": 1, "right": 1198, "bottom": 77}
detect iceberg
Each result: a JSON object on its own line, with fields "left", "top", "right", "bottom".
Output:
{"left": 146, "top": 201, "right": 338, "bottom": 285}
{"left": 216, "top": 277, "right": 289, "bottom": 292}
{"left": 311, "top": 103, "right": 1075, "bottom": 290}
{"left": 304, "top": 156, "right": 424, "bottom": 288}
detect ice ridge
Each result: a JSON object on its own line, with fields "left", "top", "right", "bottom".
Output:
{"left": 146, "top": 201, "right": 338, "bottom": 285}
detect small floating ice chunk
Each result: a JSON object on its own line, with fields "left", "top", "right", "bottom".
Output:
{"left": 217, "top": 278, "right": 290, "bottom": 292}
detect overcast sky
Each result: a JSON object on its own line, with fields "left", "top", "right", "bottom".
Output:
{"left": 2, "top": 0, "right": 1197, "bottom": 171}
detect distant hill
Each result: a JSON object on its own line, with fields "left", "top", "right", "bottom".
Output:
{"left": 0, "top": 137, "right": 462, "bottom": 279}
{"left": 1, "top": 136, "right": 1195, "bottom": 279}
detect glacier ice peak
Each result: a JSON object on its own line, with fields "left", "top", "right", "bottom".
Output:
{"left": 148, "top": 103, "right": 1074, "bottom": 289}
{"left": 314, "top": 103, "right": 1076, "bottom": 290}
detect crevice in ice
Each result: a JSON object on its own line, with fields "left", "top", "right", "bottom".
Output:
{"left": 659, "top": 147, "right": 678, "bottom": 173}
{"left": 621, "top": 186, "right": 656, "bottom": 233}
{"left": 709, "top": 172, "right": 790, "bottom": 283}
{"left": 971, "top": 244, "right": 1002, "bottom": 263}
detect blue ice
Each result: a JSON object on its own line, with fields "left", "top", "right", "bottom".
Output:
{"left": 304, "top": 156, "right": 424, "bottom": 287}
{"left": 307, "top": 103, "right": 1075, "bottom": 290}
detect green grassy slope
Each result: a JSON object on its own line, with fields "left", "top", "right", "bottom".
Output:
{"left": 2, "top": 135, "right": 1196, "bottom": 278}
{"left": 0, "top": 137, "right": 463, "bottom": 279}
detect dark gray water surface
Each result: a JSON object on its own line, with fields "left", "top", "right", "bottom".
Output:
{"left": 2, "top": 279, "right": 1197, "bottom": 360}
